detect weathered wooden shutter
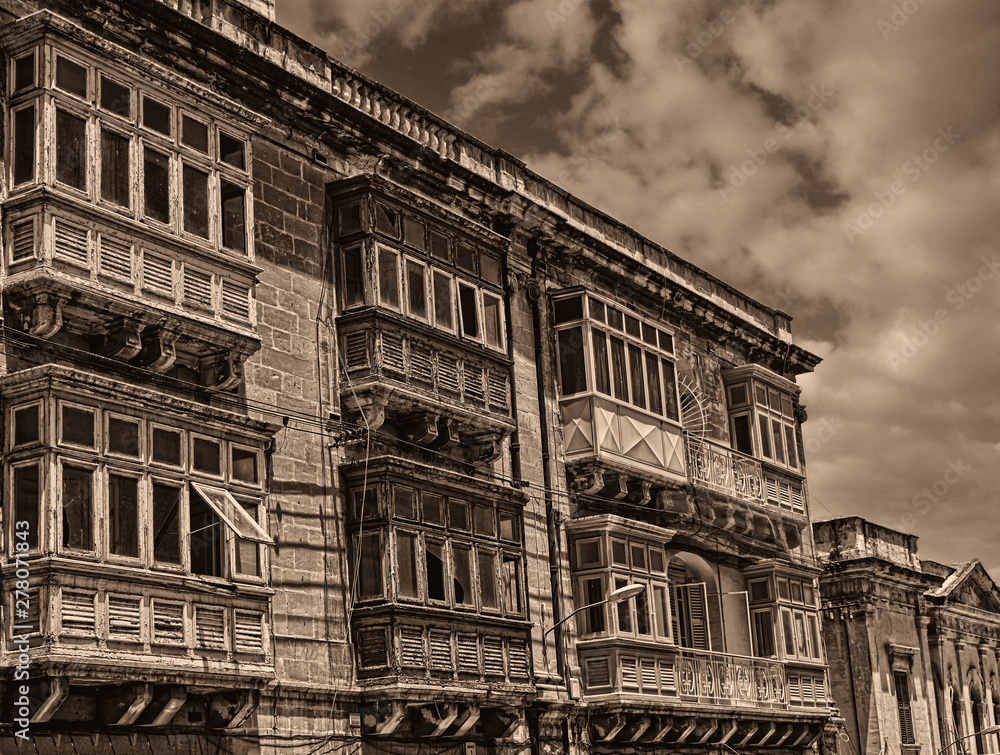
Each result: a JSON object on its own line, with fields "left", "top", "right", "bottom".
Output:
{"left": 54, "top": 219, "right": 89, "bottom": 266}
{"left": 234, "top": 610, "right": 264, "bottom": 654}
{"left": 153, "top": 600, "right": 185, "bottom": 644}
{"left": 61, "top": 589, "right": 97, "bottom": 634}
{"left": 195, "top": 605, "right": 226, "bottom": 649}
{"left": 99, "top": 235, "right": 132, "bottom": 280}
{"left": 895, "top": 671, "right": 916, "bottom": 744}
{"left": 108, "top": 595, "right": 142, "bottom": 640}
{"left": 143, "top": 252, "right": 174, "bottom": 295}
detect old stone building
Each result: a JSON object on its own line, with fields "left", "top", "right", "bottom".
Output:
{"left": 0, "top": 0, "right": 834, "bottom": 752}
{"left": 815, "top": 517, "right": 1000, "bottom": 755}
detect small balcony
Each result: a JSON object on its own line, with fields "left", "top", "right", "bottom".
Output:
{"left": 686, "top": 435, "right": 765, "bottom": 503}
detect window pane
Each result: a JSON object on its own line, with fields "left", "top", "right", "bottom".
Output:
{"left": 611, "top": 539, "right": 627, "bottom": 565}
{"left": 377, "top": 247, "right": 400, "bottom": 309}
{"left": 56, "top": 110, "right": 87, "bottom": 190}
{"left": 426, "top": 540, "right": 446, "bottom": 601}
{"left": 375, "top": 204, "right": 398, "bottom": 236}
{"left": 732, "top": 415, "right": 753, "bottom": 455}
{"left": 753, "top": 610, "right": 775, "bottom": 657}
{"left": 631, "top": 544, "right": 647, "bottom": 570}
{"left": 232, "top": 446, "right": 258, "bottom": 483}
{"left": 499, "top": 510, "right": 518, "bottom": 542}
{"left": 429, "top": 230, "right": 450, "bottom": 261}
{"left": 654, "top": 586, "right": 669, "bottom": 638}
{"left": 433, "top": 271, "right": 454, "bottom": 330}
{"left": 794, "top": 612, "right": 808, "bottom": 656}
{"left": 473, "top": 504, "right": 495, "bottom": 537}
{"left": 449, "top": 500, "right": 470, "bottom": 531}
{"left": 624, "top": 315, "right": 641, "bottom": 338}
{"left": 610, "top": 336, "right": 628, "bottom": 401}
{"left": 456, "top": 243, "right": 477, "bottom": 273}
{"left": 553, "top": 296, "right": 583, "bottom": 324}
{"left": 338, "top": 203, "right": 362, "bottom": 235}
{"left": 771, "top": 419, "right": 786, "bottom": 464}
{"left": 100, "top": 75, "right": 130, "bottom": 117}
{"left": 14, "top": 405, "right": 40, "bottom": 446}
{"left": 558, "top": 327, "right": 587, "bottom": 395}
{"left": 109, "top": 475, "right": 139, "bottom": 558}
{"left": 397, "top": 532, "right": 419, "bottom": 599}
{"left": 403, "top": 217, "right": 425, "bottom": 249}
{"left": 100, "top": 129, "right": 131, "bottom": 208}
{"left": 190, "top": 490, "right": 223, "bottom": 576}
{"left": 607, "top": 307, "right": 623, "bottom": 330}
{"left": 193, "top": 438, "right": 221, "bottom": 475}
{"left": 358, "top": 533, "right": 383, "bottom": 599}
{"left": 56, "top": 57, "right": 87, "bottom": 97}
{"left": 108, "top": 417, "right": 139, "bottom": 456}
{"left": 808, "top": 614, "right": 821, "bottom": 659}
{"left": 781, "top": 610, "right": 795, "bottom": 655}
{"left": 14, "top": 52, "right": 35, "bottom": 92}
{"left": 577, "top": 539, "right": 600, "bottom": 566}
{"left": 590, "top": 300, "right": 605, "bottom": 322}
{"left": 405, "top": 260, "right": 427, "bottom": 319}
{"left": 142, "top": 97, "right": 171, "bottom": 135}
{"left": 453, "top": 545, "right": 472, "bottom": 605}
{"left": 785, "top": 425, "right": 798, "bottom": 468}
{"left": 459, "top": 283, "right": 479, "bottom": 338}
{"left": 480, "top": 255, "right": 501, "bottom": 285}
{"left": 503, "top": 556, "right": 523, "bottom": 615}
{"left": 627, "top": 345, "right": 646, "bottom": 409}
{"left": 483, "top": 295, "right": 503, "bottom": 349}
{"left": 143, "top": 148, "right": 170, "bottom": 223}
{"left": 220, "top": 180, "right": 246, "bottom": 252}
{"left": 13, "top": 106, "right": 35, "bottom": 185}
{"left": 645, "top": 352, "right": 662, "bottom": 415}
{"left": 422, "top": 493, "right": 444, "bottom": 525}
{"left": 63, "top": 406, "right": 95, "bottom": 447}
{"left": 662, "top": 359, "right": 679, "bottom": 421}
{"left": 219, "top": 132, "right": 245, "bottom": 169}
{"left": 182, "top": 115, "right": 209, "bottom": 152}
{"left": 152, "top": 428, "right": 182, "bottom": 465}
{"left": 728, "top": 384, "right": 749, "bottom": 407}
{"left": 343, "top": 246, "right": 364, "bottom": 308}
{"left": 182, "top": 164, "right": 209, "bottom": 238}
{"left": 394, "top": 486, "right": 416, "bottom": 519}
{"left": 615, "top": 578, "right": 632, "bottom": 633}
{"left": 592, "top": 329, "right": 610, "bottom": 395}
{"left": 479, "top": 549, "right": 499, "bottom": 609}
{"left": 236, "top": 537, "right": 260, "bottom": 577}
{"left": 635, "top": 586, "right": 651, "bottom": 635}
{"left": 152, "top": 484, "right": 181, "bottom": 563}
{"left": 758, "top": 415, "right": 772, "bottom": 459}
{"left": 14, "top": 465, "right": 40, "bottom": 550}
{"left": 62, "top": 467, "right": 93, "bottom": 550}
{"left": 584, "top": 577, "right": 604, "bottom": 633}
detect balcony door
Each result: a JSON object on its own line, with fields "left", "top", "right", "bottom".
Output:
{"left": 668, "top": 562, "right": 710, "bottom": 651}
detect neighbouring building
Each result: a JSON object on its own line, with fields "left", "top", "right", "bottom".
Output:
{"left": 0, "top": 0, "right": 836, "bottom": 752}
{"left": 815, "top": 517, "right": 1000, "bottom": 755}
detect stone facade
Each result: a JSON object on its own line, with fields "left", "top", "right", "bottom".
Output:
{"left": 815, "top": 517, "right": 1000, "bottom": 755}
{"left": 0, "top": 0, "right": 835, "bottom": 752}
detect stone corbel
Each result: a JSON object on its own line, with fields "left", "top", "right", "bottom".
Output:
{"left": 342, "top": 390, "right": 389, "bottom": 432}
{"left": 25, "top": 293, "right": 65, "bottom": 339}
{"left": 102, "top": 318, "right": 143, "bottom": 361}
{"left": 460, "top": 429, "right": 506, "bottom": 463}
{"left": 201, "top": 352, "right": 246, "bottom": 392}
{"left": 139, "top": 325, "right": 180, "bottom": 372}
{"left": 401, "top": 412, "right": 440, "bottom": 446}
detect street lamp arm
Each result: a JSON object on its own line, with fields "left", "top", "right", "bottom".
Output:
{"left": 938, "top": 725, "right": 1000, "bottom": 755}
{"left": 542, "top": 583, "right": 646, "bottom": 640}
{"left": 543, "top": 600, "right": 602, "bottom": 640}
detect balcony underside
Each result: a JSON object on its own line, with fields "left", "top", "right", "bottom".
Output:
{"left": 360, "top": 699, "right": 529, "bottom": 742}
{"left": 4, "top": 273, "right": 259, "bottom": 390}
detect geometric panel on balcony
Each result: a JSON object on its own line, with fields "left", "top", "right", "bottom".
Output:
{"left": 620, "top": 413, "right": 663, "bottom": 467}
{"left": 563, "top": 398, "right": 593, "bottom": 454}
{"left": 664, "top": 427, "right": 685, "bottom": 475}
{"left": 595, "top": 403, "right": 620, "bottom": 455}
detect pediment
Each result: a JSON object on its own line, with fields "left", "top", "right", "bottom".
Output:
{"left": 926, "top": 561, "right": 1000, "bottom": 613}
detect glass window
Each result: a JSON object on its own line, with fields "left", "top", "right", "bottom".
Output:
{"left": 342, "top": 246, "right": 365, "bottom": 308}
{"left": 752, "top": 609, "right": 776, "bottom": 657}
{"left": 100, "top": 129, "right": 131, "bottom": 208}
{"left": 583, "top": 576, "right": 604, "bottom": 633}
{"left": 142, "top": 96, "right": 171, "bottom": 135}
{"left": 780, "top": 609, "right": 795, "bottom": 656}
{"left": 771, "top": 419, "right": 786, "bottom": 464}
{"left": 99, "top": 75, "right": 130, "bottom": 117}
{"left": 152, "top": 483, "right": 181, "bottom": 564}
{"left": 630, "top": 544, "right": 647, "bottom": 570}
{"left": 635, "top": 585, "right": 651, "bottom": 635}
{"left": 425, "top": 539, "right": 446, "bottom": 601}
{"left": 662, "top": 359, "right": 679, "bottom": 421}
{"left": 433, "top": 271, "right": 454, "bottom": 331}
{"left": 358, "top": 532, "right": 383, "bottom": 599}
{"left": 422, "top": 493, "right": 444, "bottom": 526}
{"left": 13, "top": 105, "right": 36, "bottom": 185}
{"left": 219, "top": 132, "right": 245, "bottom": 170}
{"left": 108, "top": 475, "right": 139, "bottom": 558}
{"left": 592, "top": 329, "right": 611, "bottom": 395}
{"left": 182, "top": 164, "right": 209, "bottom": 238}
{"left": 611, "top": 539, "right": 628, "bottom": 565}
{"left": 403, "top": 217, "right": 425, "bottom": 249}
{"left": 453, "top": 545, "right": 472, "bottom": 605}
{"left": 479, "top": 548, "right": 499, "bottom": 609}
{"left": 62, "top": 466, "right": 93, "bottom": 550}
{"left": 758, "top": 415, "right": 772, "bottom": 459}
{"left": 483, "top": 293, "right": 503, "bottom": 349}
{"left": 56, "top": 109, "right": 87, "bottom": 190}
{"left": 577, "top": 538, "right": 601, "bottom": 567}
{"left": 405, "top": 259, "right": 427, "bottom": 320}
{"left": 374, "top": 204, "right": 398, "bottom": 236}
{"left": 502, "top": 554, "right": 523, "bottom": 614}
{"left": 646, "top": 352, "right": 663, "bottom": 415}
{"left": 609, "top": 336, "right": 628, "bottom": 401}
{"left": 458, "top": 282, "right": 479, "bottom": 339}
{"left": 190, "top": 489, "right": 223, "bottom": 576}
{"left": 13, "top": 464, "right": 40, "bottom": 550}
{"left": 13, "top": 405, "right": 40, "bottom": 447}
{"left": 56, "top": 56, "right": 87, "bottom": 97}
{"left": 108, "top": 416, "right": 139, "bottom": 456}
{"left": 456, "top": 243, "right": 476, "bottom": 273}
{"left": 480, "top": 255, "right": 501, "bottom": 285}
{"left": 143, "top": 148, "right": 170, "bottom": 223}
{"left": 785, "top": 425, "right": 798, "bottom": 468}
{"left": 428, "top": 230, "right": 450, "bottom": 262}
{"left": 449, "top": 500, "right": 470, "bottom": 531}
{"left": 220, "top": 180, "right": 246, "bottom": 252}
{"left": 653, "top": 585, "right": 670, "bottom": 638}
{"left": 649, "top": 549, "right": 665, "bottom": 573}
{"left": 615, "top": 578, "right": 632, "bottom": 633}
{"left": 473, "top": 504, "right": 495, "bottom": 537}
{"left": 498, "top": 510, "right": 518, "bottom": 542}
{"left": 14, "top": 51, "right": 35, "bottom": 92}
{"left": 394, "top": 486, "right": 416, "bottom": 519}
{"left": 63, "top": 406, "right": 95, "bottom": 447}
{"left": 231, "top": 446, "right": 258, "bottom": 484}
{"left": 808, "top": 614, "right": 821, "bottom": 659}
{"left": 377, "top": 246, "right": 400, "bottom": 310}
{"left": 152, "top": 427, "right": 182, "bottom": 466}
{"left": 397, "top": 532, "right": 419, "bottom": 599}
{"left": 558, "top": 327, "right": 587, "bottom": 395}
{"left": 732, "top": 414, "right": 753, "bottom": 455}
{"left": 235, "top": 501, "right": 261, "bottom": 578}
{"left": 554, "top": 296, "right": 583, "bottom": 324}
{"left": 181, "top": 115, "right": 209, "bottom": 152}
{"left": 627, "top": 344, "right": 646, "bottom": 409}
{"left": 193, "top": 437, "right": 221, "bottom": 475}
{"left": 338, "top": 203, "right": 362, "bottom": 236}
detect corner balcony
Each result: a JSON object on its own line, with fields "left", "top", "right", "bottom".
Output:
{"left": 577, "top": 643, "right": 830, "bottom": 748}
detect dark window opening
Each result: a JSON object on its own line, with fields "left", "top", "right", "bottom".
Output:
{"left": 14, "top": 465, "right": 40, "bottom": 550}
{"left": 377, "top": 247, "right": 400, "bottom": 309}
{"left": 374, "top": 204, "right": 398, "bottom": 236}
{"left": 108, "top": 417, "right": 139, "bottom": 456}
{"left": 558, "top": 327, "right": 587, "bottom": 395}
{"left": 100, "top": 75, "right": 130, "bottom": 117}
{"left": 553, "top": 296, "right": 583, "bottom": 324}
{"left": 232, "top": 447, "right": 258, "bottom": 484}
{"left": 219, "top": 132, "right": 245, "bottom": 169}
{"left": 142, "top": 97, "right": 171, "bottom": 136}
{"left": 62, "top": 466, "right": 93, "bottom": 550}
{"left": 14, "top": 405, "right": 40, "bottom": 446}
{"left": 403, "top": 217, "right": 425, "bottom": 249}
{"left": 459, "top": 283, "right": 479, "bottom": 338}
{"left": 109, "top": 475, "right": 139, "bottom": 558}
{"left": 406, "top": 260, "right": 427, "bottom": 319}
{"left": 56, "top": 110, "right": 87, "bottom": 190}
{"left": 433, "top": 271, "right": 453, "bottom": 330}
{"left": 143, "top": 148, "right": 170, "bottom": 223}
{"left": 456, "top": 243, "right": 477, "bottom": 273}
{"left": 181, "top": 115, "right": 209, "bottom": 152}
{"left": 182, "top": 164, "right": 209, "bottom": 238}
{"left": 610, "top": 336, "right": 628, "bottom": 401}
{"left": 426, "top": 540, "right": 446, "bottom": 601}
{"left": 63, "top": 406, "right": 95, "bottom": 447}
{"left": 453, "top": 545, "right": 472, "bottom": 605}
{"left": 358, "top": 532, "right": 383, "bottom": 599}
{"left": 14, "top": 52, "right": 35, "bottom": 92}
{"left": 397, "top": 532, "right": 419, "bottom": 599}
{"left": 584, "top": 577, "right": 604, "bottom": 634}
{"left": 190, "top": 490, "right": 223, "bottom": 577}
{"left": 732, "top": 415, "right": 754, "bottom": 455}
{"left": 342, "top": 246, "right": 365, "bottom": 308}
{"left": 152, "top": 484, "right": 181, "bottom": 564}
{"left": 13, "top": 106, "right": 36, "bottom": 185}
{"left": 479, "top": 549, "right": 499, "bottom": 609}
{"left": 193, "top": 438, "right": 221, "bottom": 475}
{"left": 56, "top": 57, "right": 87, "bottom": 97}
{"left": 101, "top": 129, "right": 131, "bottom": 208}
{"left": 220, "top": 180, "right": 246, "bottom": 252}
{"left": 152, "top": 428, "right": 182, "bottom": 465}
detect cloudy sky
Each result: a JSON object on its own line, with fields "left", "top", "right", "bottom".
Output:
{"left": 276, "top": 0, "right": 1000, "bottom": 579}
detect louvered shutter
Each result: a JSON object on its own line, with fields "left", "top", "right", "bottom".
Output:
{"left": 380, "top": 331, "right": 404, "bottom": 375}
{"left": 488, "top": 369, "right": 509, "bottom": 412}
{"left": 438, "top": 353, "right": 460, "bottom": 394}
{"left": 765, "top": 476, "right": 780, "bottom": 504}
{"left": 54, "top": 219, "right": 89, "bottom": 266}
{"left": 428, "top": 630, "right": 453, "bottom": 670}
{"left": 686, "top": 583, "right": 710, "bottom": 650}
{"left": 660, "top": 661, "right": 676, "bottom": 691}
{"left": 143, "top": 252, "right": 174, "bottom": 295}
{"left": 184, "top": 266, "right": 213, "bottom": 309}
{"left": 11, "top": 220, "right": 35, "bottom": 262}
{"left": 410, "top": 340, "right": 433, "bottom": 384}
{"left": 482, "top": 637, "right": 504, "bottom": 676}
{"left": 620, "top": 657, "right": 638, "bottom": 689}
{"left": 234, "top": 610, "right": 264, "bottom": 654}
{"left": 463, "top": 363, "right": 485, "bottom": 405}
{"left": 894, "top": 671, "right": 916, "bottom": 744}
{"left": 456, "top": 634, "right": 479, "bottom": 672}
{"left": 99, "top": 235, "right": 132, "bottom": 280}
{"left": 343, "top": 332, "right": 369, "bottom": 370}
{"left": 357, "top": 627, "right": 388, "bottom": 668}
{"left": 61, "top": 590, "right": 97, "bottom": 634}
{"left": 195, "top": 605, "right": 226, "bottom": 649}
{"left": 108, "top": 595, "right": 142, "bottom": 640}
{"left": 508, "top": 640, "right": 529, "bottom": 679}
{"left": 640, "top": 659, "right": 658, "bottom": 693}
{"left": 221, "top": 279, "right": 251, "bottom": 321}
{"left": 152, "top": 600, "right": 185, "bottom": 644}
{"left": 788, "top": 675, "right": 801, "bottom": 703}
{"left": 586, "top": 657, "right": 611, "bottom": 688}
{"left": 399, "top": 626, "right": 425, "bottom": 667}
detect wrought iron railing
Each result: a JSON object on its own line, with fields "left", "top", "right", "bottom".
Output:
{"left": 685, "top": 435, "right": 765, "bottom": 503}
